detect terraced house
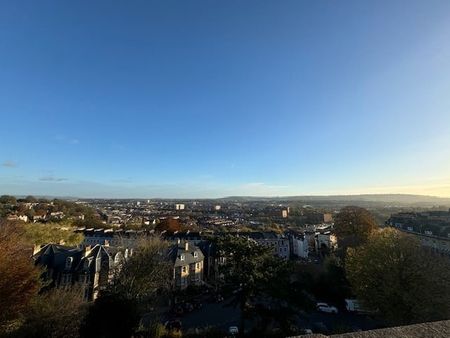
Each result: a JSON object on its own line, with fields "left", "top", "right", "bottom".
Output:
{"left": 169, "top": 241, "right": 204, "bottom": 289}
{"left": 33, "top": 243, "right": 129, "bottom": 300}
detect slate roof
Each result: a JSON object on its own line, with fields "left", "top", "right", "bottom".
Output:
{"left": 33, "top": 244, "right": 84, "bottom": 273}
{"left": 77, "top": 245, "right": 122, "bottom": 273}
{"left": 168, "top": 241, "right": 204, "bottom": 267}
{"left": 33, "top": 243, "right": 121, "bottom": 275}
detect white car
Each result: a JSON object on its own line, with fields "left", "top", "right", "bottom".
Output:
{"left": 228, "top": 326, "right": 239, "bottom": 335}
{"left": 316, "top": 302, "right": 338, "bottom": 314}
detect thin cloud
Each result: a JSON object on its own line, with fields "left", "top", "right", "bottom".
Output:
{"left": 54, "top": 135, "right": 80, "bottom": 145}
{"left": 2, "top": 160, "right": 17, "bottom": 168}
{"left": 39, "top": 176, "right": 68, "bottom": 182}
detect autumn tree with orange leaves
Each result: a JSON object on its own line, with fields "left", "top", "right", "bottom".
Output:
{"left": 0, "top": 220, "right": 42, "bottom": 330}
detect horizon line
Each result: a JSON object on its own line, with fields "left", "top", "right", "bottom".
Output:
{"left": 5, "top": 192, "right": 450, "bottom": 200}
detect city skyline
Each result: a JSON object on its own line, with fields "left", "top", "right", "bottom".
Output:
{"left": 2, "top": 1, "right": 450, "bottom": 198}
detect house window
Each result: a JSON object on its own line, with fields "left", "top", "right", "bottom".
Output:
{"left": 180, "top": 254, "right": 185, "bottom": 261}
{"left": 182, "top": 266, "right": 187, "bottom": 273}
{"left": 196, "top": 263, "right": 200, "bottom": 269}
{"left": 65, "top": 257, "right": 73, "bottom": 270}
{"left": 193, "top": 252, "right": 198, "bottom": 258}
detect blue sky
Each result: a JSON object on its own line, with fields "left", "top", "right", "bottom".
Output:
{"left": 1, "top": 0, "right": 450, "bottom": 198}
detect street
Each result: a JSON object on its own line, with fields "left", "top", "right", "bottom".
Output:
{"left": 167, "top": 297, "right": 380, "bottom": 335}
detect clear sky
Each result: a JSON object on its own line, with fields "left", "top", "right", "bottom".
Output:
{"left": 1, "top": 0, "right": 450, "bottom": 198}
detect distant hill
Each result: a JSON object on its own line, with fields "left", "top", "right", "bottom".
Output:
{"left": 219, "top": 194, "right": 450, "bottom": 206}
{"left": 11, "top": 193, "right": 450, "bottom": 207}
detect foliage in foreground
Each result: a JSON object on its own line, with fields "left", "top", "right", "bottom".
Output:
{"left": 82, "top": 238, "right": 172, "bottom": 337}
{"left": 109, "top": 238, "right": 172, "bottom": 302}
{"left": 346, "top": 227, "right": 450, "bottom": 325}
{"left": 81, "top": 293, "right": 140, "bottom": 338}
{"left": 218, "top": 235, "right": 298, "bottom": 336}
{"left": 12, "top": 288, "right": 87, "bottom": 338}
{"left": 0, "top": 220, "right": 42, "bottom": 331}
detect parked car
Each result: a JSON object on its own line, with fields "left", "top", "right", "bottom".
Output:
{"left": 228, "top": 326, "right": 239, "bottom": 335}
{"left": 345, "top": 299, "right": 376, "bottom": 314}
{"left": 316, "top": 302, "right": 338, "bottom": 314}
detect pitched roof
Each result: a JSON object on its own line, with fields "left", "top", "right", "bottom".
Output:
{"left": 168, "top": 241, "right": 204, "bottom": 267}
{"left": 33, "top": 244, "right": 84, "bottom": 272}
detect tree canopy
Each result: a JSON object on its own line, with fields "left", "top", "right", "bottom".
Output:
{"left": 109, "top": 238, "right": 172, "bottom": 302}
{"left": 346, "top": 227, "right": 450, "bottom": 325}
{"left": 218, "top": 235, "right": 294, "bottom": 335}
{"left": 334, "top": 206, "right": 378, "bottom": 249}
{"left": 154, "top": 217, "right": 183, "bottom": 233}
{"left": 0, "top": 220, "right": 42, "bottom": 331}
{"left": 83, "top": 238, "right": 172, "bottom": 338}
{"left": 14, "top": 287, "right": 87, "bottom": 338}
{"left": 0, "top": 195, "right": 17, "bottom": 205}
{"left": 23, "top": 222, "right": 84, "bottom": 246}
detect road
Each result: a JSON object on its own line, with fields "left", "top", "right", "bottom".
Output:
{"left": 173, "top": 299, "right": 380, "bottom": 335}
{"left": 181, "top": 300, "right": 241, "bottom": 332}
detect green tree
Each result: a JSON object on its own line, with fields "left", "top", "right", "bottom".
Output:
{"left": 23, "top": 222, "right": 84, "bottom": 246}
{"left": 13, "top": 287, "right": 87, "bottom": 338}
{"left": 334, "top": 206, "right": 378, "bottom": 249}
{"left": 346, "top": 228, "right": 450, "bottom": 325}
{"left": 24, "top": 196, "right": 37, "bottom": 203}
{"left": 81, "top": 238, "right": 172, "bottom": 338}
{"left": 108, "top": 238, "right": 172, "bottom": 303}
{"left": 0, "top": 195, "right": 17, "bottom": 205}
{"left": 218, "top": 236, "right": 292, "bottom": 336}
{"left": 312, "top": 255, "right": 352, "bottom": 306}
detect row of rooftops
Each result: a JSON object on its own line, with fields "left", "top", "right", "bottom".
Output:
{"left": 76, "top": 227, "right": 334, "bottom": 240}
{"left": 33, "top": 243, "right": 124, "bottom": 274}
{"left": 75, "top": 227, "right": 155, "bottom": 237}
{"left": 34, "top": 241, "right": 206, "bottom": 273}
